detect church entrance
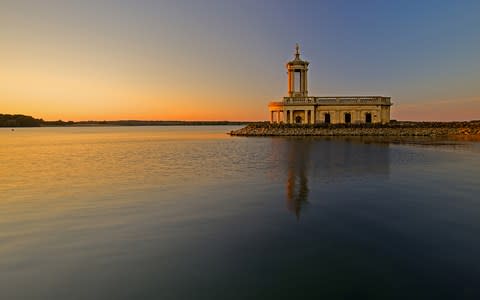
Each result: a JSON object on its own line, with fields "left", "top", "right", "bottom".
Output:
{"left": 324, "top": 113, "right": 330, "bottom": 124}
{"left": 365, "top": 113, "right": 372, "bottom": 123}
{"left": 345, "top": 113, "right": 351, "bottom": 124}
{"left": 295, "top": 116, "right": 302, "bottom": 124}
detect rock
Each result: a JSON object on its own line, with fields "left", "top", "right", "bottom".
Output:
{"left": 229, "top": 121, "right": 480, "bottom": 137}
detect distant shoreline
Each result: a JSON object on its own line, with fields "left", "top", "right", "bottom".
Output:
{"left": 0, "top": 114, "right": 250, "bottom": 127}
{"left": 230, "top": 121, "right": 480, "bottom": 137}
{"left": 42, "top": 121, "right": 250, "bottom": 127}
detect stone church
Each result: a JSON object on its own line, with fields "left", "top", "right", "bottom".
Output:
{"left": 268, "top": 45, "right": 392, "bottom": 124}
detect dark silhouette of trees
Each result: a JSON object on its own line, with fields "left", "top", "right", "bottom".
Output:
{"left": 0, "top": 114, "right": 43, "bottom": 127}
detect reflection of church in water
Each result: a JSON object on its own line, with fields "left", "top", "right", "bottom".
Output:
{"left": 285, "top": 140, "right": 310, "bottom": 220}
{"left": 281, "top": 138, "right": 391, "bottom": 219}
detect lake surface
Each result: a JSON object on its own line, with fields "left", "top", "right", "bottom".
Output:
{"left": 1, "top": 126, "right": 480, "bottom": 299}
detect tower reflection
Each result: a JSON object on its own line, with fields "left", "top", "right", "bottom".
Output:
{"left": 275, "top": 137, "right": 391, "bottom": 219}
{"left": 286, "top": 139, "right": 310, "bottom": 220}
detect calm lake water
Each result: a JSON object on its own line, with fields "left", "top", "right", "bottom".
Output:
{"left": 1, "top": 126, "right": 480, "bottom": 299}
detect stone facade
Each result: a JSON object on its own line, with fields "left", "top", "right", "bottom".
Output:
{"left": 268, "top": 45, "right": 392, "bottom": 125}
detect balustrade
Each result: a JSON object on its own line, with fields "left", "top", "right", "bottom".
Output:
{"left": 282, "top": 96, "right": 391, "bottom": 105}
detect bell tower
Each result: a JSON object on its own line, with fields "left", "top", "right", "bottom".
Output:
{"left": 287, "top": 44, "right": 309, "bottom": 97}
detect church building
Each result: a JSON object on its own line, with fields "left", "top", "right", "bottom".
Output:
{"left": 268, "top": 45, "right": 392, "bottom": 124}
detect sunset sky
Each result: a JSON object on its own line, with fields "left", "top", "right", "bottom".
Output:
{"left": 1, "top": 0, "right": 479, "bottom": 121}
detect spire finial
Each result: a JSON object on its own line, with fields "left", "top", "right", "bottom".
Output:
{"left": 295, "top": 43, "right": 300, "bottom": 55}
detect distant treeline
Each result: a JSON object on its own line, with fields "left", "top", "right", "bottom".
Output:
{"left": 0, "top": 114, "right": 44, "bottom": 127}
{"left": 0, "top": 114, "right": 250, "bottom": 127}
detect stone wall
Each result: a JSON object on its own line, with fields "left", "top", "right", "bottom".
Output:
{"left": 269, "top": 104, "right": 391, "bottom": 125}
{"left": 315, "top": 105, "right": 389, "bottom": 124}
{"left": 230, "top": 121, "right": 480, "bottom": 137}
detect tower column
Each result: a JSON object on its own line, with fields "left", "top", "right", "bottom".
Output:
{"left": 304, "top": 70, "right": 308, "bottom": 95}
{"left": 288, "top": 73, "right": 291, "bottom": 96}
{"left": 301, "top": 71, "right": 305, "bottom": 94}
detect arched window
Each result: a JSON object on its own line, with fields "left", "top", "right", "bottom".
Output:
{"left": 365, "top": 113, "right": 372, "bottom": 123}
{"left": 345, "top": 113, "right": 351, "bottom": 124}
{"left": 324, "top": 113, "right": 331, "bottom": 124}
{"left": 295, "top": 116, "right": 302, "bottom": 124}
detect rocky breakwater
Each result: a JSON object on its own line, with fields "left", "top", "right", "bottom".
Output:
{"left": 230, "top": 121, "right": 480, "bottom": 137}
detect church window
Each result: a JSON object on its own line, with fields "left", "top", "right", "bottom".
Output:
{"left": 365, "top": 113, "right": 372, "bottom": 123}
{"left": 345, "top": 113, "right": 351, "bottom": 124}
{"left": 324, "top": 113, "right": 331, "bottom": 124}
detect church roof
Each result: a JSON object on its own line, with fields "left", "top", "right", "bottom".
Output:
{"left": 287, "top": 44, "right": 309, "bottom": 66}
